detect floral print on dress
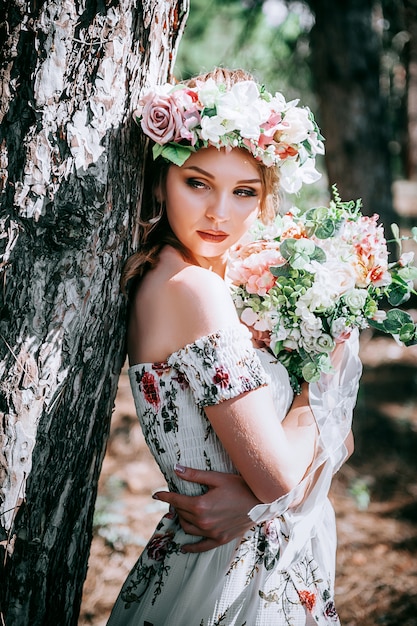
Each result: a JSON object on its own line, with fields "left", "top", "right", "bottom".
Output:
{"left": 120, "top": 511, "right": 182, "bottom": 609}
{"left": 298, "top": 589, "right": 317, "bottom": 611}
{"left": 139, "top": 371, "right": 161, "bottom": 408}
{"left": 168, "top": 326, "right": 268, "bottom": 407}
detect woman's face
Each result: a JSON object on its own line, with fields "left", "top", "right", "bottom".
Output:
{"left": 159, "top": 146, "right": 263, "bottom": 275}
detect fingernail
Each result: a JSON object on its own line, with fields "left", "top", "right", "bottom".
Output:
{"left": 152, "top": 492, "right": 160, "bottom": 500}
{"left": 174, "top": 463, "right": 186, "bottom": 474}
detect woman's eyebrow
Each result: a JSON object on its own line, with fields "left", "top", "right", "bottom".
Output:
{"left": 183, "top": 166, "right": 261, "bottom": 184}
{"left": 183, "top": 166, "right": 215, "bottom": 178}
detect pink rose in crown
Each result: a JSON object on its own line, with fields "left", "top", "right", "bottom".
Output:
{"left": 139, "top": 93, "right": 184, "bottom": 144}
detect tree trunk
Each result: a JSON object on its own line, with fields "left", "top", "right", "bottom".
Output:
{"left": 307, "top": 0, "right": 396, "bottom": 226}
{"left": 404, "top": 0, "right": 417, "bottom": 180}
{"left": 0, "top": 1, "right": 188, "bottom": 624}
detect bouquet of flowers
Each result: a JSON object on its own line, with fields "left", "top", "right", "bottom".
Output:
{"left": 228, "top": 187, "right": 417, "bottom": 392}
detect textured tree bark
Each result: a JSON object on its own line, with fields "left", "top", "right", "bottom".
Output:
{"left": 306, "top": 0, "right": 396, "bottom": 226}
{"left": 0, "top": 1, "right": 188, "bottom": 624}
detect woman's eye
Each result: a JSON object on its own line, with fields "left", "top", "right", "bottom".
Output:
{"left": 234, "top": 188, "right": 257, "bottom": 197}
{"left": 186, "top": 178, "right": 208, "bottom": 190}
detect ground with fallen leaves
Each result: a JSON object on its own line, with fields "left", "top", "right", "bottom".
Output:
{"left": 79, "top": 331, "right": 417, "bottom": 626}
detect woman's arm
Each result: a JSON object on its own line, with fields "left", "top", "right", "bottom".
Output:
{"left": 153, "top": 466, "right": 259, "bottom": 553}
{"left": 155, "top": 427, "right": 354, "bottom": 554}
{"left": 205, "top": 382, "right": 318, "bottom": 503}
{"left": 165, "top": 268, "right": 319, "bottom": 504}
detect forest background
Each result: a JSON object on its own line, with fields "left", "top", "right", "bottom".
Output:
{"left": 1, "top": 1, "right": 416, "bottom": 625}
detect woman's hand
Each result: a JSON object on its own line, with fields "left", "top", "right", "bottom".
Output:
{"left": 152, "top": 466, "right": 260, "bottom": 553}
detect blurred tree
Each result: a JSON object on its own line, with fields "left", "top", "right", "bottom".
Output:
{"left": 404, "top": 0, "right": 417, "bottom": 179}
{"left": 177, "top": 0, "right": 414, "bottom": 223}
{"left": 305, "top": 0, "right": 396, "bottom": 225}
{"left": 0, "top": 1, "right": 188, "bottom": 624}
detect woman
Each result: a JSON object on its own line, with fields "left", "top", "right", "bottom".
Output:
{"left": 107, "top": 69, "right": 361, "bottom": 625}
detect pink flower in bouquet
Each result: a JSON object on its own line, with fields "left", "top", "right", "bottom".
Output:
{"left": 229, "top": 241, "right": 286, "bottom": 296}
{"left": 345, "top": 214, "right": 391, "bottom": 288}
{"left": 280, "top": 217, "right": 306, "bottom": 240}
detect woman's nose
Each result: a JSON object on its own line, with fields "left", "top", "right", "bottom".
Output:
{"left": 206, "top": 191, "right": 229, "bottom": 222}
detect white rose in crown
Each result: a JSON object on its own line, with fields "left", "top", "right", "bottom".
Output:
{"left": 280, "top": 106, "right": 315, "bottom": 144}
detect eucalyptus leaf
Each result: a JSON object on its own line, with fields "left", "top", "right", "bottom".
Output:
{"left": 280, "top": 239, "right": 297, "bottom": 259}
{"left": 291, "top": 252, "right": 309, "bottom": 270}
{"left": 368, "top": 318, "right": 386, "bottom": 331}
{"left": 315, "top": 219, "right": 336, "bottom": 239}
{"left": 270, "top": 264, "right": 290, "bottom": 277}
{"left": 387, "top": 284, "right": 410, "bottom": 306}
{"left": 301, "top": 361, "right": 321, "bottom": 383}
{"left": 398, "top": 266, "right": 417, "bottom": 281}
{"left": 294, "top": 238, "right": 315, "bottom": 254}
{"left": 310, "top": 246, "right": 327, "bottom": 263}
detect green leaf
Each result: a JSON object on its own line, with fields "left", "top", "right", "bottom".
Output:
{"left": 310, "top": 246, "right": 326, "bottom": 263}
{"left": 279, "top": 239, "right": 297, "bottom": 259}
{"left": 152, "top": 143, "right": 165, "bottom": 160}
{"left": 294, "top": 238, "right": 316, "bottom": 255}
{"left": 368, "top": 318, "right": 386, "bottom": 332}
{"left": 398, "top": 266, "right": 417, "bottom": 281}
{"left": 384, "top": 309, "right": 413, "bottom": 333}
{"left": 399, "top": 323, "right": 417, "bottom": 344}
{"left": 391, "top": 222, "right": 400, "bottom": 241}
{"left": 304, "top": 206, "right": 328, "bottom": 222}
{"left": 315, "top": 219, "right": 336, "bottom": 239}
{"left": 391, "top": 223, "right": 402, "bottom": 254}
{"left": 159, "top": 143, "right": 194, "bottom": 166}
{"left": 202, "top": 106, "right": 217, "bottom": 118}
{"left": 301, "top": 360, "right": 321, "bottom": 383}
{"left": 270, "top": 264, "right": 290, "bottom": 277}
{"left": 291, "top": 252, "right": 310, "bottom": 270}
{"left": 387, "top": 283, "right": 411, "bottom": 307}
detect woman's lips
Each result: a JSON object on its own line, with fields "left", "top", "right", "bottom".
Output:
{"left": 197, "top": 230, "right": 229, "bottom": 243}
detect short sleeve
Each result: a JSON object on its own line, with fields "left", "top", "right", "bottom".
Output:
{"left": 167, "top": 325, "right": 268, "bottom": 407}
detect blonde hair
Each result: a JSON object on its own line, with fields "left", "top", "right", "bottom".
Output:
{"left": 121, "top": 68, "right": 280, "bottom": 296}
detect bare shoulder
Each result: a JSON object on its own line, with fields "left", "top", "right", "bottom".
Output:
{"left": 167, "top": 262, "right": 239, "bottom": 345}
{"left": 128, "top": 247, "right": 239, "bottom": 363}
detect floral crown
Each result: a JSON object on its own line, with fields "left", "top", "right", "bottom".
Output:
{"left": 134, "top": 78, "right": 325, "bottom": 194}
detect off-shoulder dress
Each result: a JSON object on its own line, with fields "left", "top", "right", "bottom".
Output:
{"left": 107, "top": 324, "right": 361, "bottom": 626}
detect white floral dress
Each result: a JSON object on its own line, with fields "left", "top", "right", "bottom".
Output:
{"left": 107, "top": 325, "right": 361, "bottom": 626}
